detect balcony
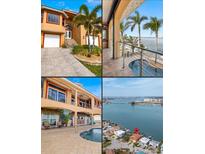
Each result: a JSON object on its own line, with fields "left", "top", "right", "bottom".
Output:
{"left": 41, "top": 98, "right": 101, "bottom": 115}
{"left": 103, "top": 41, "right": 163, "bottom": 77}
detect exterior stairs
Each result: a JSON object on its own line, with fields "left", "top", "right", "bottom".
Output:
{"left": 65, "top": 39, "right": 78, "bottom": 47}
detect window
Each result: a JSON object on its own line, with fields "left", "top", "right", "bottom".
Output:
{"left": 48, "top": 87, "right": 66, "bottom": 103}
{"left": 65, "top": 30, "right": 72, "bottom": 39}
{"left": 58, "top": 92, "right": 66, "bottom": 103}
{"left": 48, "top": 88, "right": 57, "bottom": 101}
{"left": 47, "top": 13, "right": 59, "bottom": 24}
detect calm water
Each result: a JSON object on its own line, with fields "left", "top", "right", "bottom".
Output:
{"left": 141, "top": 37, "right": 163, "bottom": 53}
{"left": 103, "top": 97, "right": 163, "bottom": 141}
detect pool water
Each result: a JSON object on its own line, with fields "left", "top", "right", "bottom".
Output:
{"left": 129, "top": 59, "right": 163, "bottom": 76}
{"left": 136, "top": 151, "right": 145, "bottom": 154}
{"left": 80, "top": 128, "right": 101, "bottom": 142}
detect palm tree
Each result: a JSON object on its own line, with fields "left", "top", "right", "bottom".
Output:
{"left": 125, "top": 35, "right": 138, "bottom": 53}
{"left": 143, "top": 17, "right": 163, "bottom": 51}
{"left": 127, "top": 11, "right": 147, "bottom": 47}
{"left": 92, "top": 16, "right": 102, "bottom": 48}
{"left": 73, "top": 4, "right": 101, "bottom": 53}
{"left": 120, "top": 22, "right": 129, "bottom": 40}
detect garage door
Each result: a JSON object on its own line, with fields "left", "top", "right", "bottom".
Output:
{"left": 44, "top": 34, "right": 60, "bottom": 47}
{"left": 86, "top": 36, "right": 99, "bottom": 46}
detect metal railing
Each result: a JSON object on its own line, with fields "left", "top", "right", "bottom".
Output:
{"left": 120, "top": 41, "right": 163, "bottom": 76}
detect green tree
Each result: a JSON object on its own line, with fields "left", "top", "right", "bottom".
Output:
{"left": 127, "top": 11, "right": 148, "bottom": 47}
{"left": 92, "top": 18, "right": 102, "bottom": 49}
{"left": 120, "top": 22, "right": 129, "bottom": 40}
{"left": 73, "top": 4, "right": 101, "bottom": 53}
{"left": 125, "top": 36, "right": 138, "bottom": 53}
{"left": 143, "top": 17, "right": 163, "bottom": 51}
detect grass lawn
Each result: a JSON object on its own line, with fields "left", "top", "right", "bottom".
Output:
{"left": 80, "top": 61, "right": 102, "bottom": 76}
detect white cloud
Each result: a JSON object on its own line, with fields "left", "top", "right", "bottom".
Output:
{"left": 57, "top": 1, "right": 65, "bottom": 7}
{"left": 86, "top": 0, "right": 101, "bottom": 6}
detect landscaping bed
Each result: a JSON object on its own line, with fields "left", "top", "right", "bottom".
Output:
{"left": 72, "top": 45, "right": 102, "bottom": 76}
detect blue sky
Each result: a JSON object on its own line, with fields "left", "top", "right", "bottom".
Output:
{"left": 103, "top": 78, "right": 163, "bottom": 97}
{"left": 124, "top": 0, "right": 163, "bottom": 37}
{"left": 42, "top": 0, "right": 101, "bottom": 13}
{"left": 67, "top": 78, "right": 101, "bottom": 98}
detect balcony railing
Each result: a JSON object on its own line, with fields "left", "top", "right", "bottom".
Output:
{"left": 120, "top": 41, "right": 163, "bottom": 77}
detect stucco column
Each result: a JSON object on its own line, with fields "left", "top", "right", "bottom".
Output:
{"left": 43, "top": 11, "right": 47, "bottom": 23}
{"left": 91, "top": 97, "right": 95, "bottom": 109}
{"left": 114, "top": 17, "right": 121, "bottom": 59}
{"left": 91, "top": 114, "right": 94, "bottom": 127}
{"left": 75, "top": 90, "right": 78, "bottom": 107}
{"left": 43, "top": 79, "right": 47, "bottom": 98}
{"left": 67, "top": 91, "right": 71, "bottom": 104}
{"left": 74, "top": 112, "right": 78, "bottom": 132}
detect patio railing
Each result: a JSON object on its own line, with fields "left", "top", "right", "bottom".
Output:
{"left": 120, "top": 41, "right": 163, "bottom": 76}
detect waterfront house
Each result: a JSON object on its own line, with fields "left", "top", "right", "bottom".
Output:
{"left": 41, "top": 78, "right": 101, "bottom": 128}
{"left": 41, "top": 5, "right": 101, "bottom": 48}
{"left": 161, "top": 144, "right": 163, "bottom": 153}
{"left": 139, "top": 137, "right": 150, "bottom": 147}
{"left": 149, "top": 140, "right": 160, "bottom": 148}
{"left": 114, "top": 130, "right": 126, "bottom": 138}
{"left": 129, "top": 133, "right": 142, "bottom": 143}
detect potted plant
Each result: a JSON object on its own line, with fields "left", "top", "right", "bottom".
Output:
{"left": 64, "top": 114, "right": 71, "bottom": 127}
{"left": 43, "top": 121, "right": 50, "bottom": 129}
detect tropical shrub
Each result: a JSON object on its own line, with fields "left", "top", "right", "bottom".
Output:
{"left": 72, "top": 45, "right": 101, "bottom": 57}
{"left": 91, "top": 46, "right": 101, "bottom": 56}
{"left": 72, "top": 45, "right": 85, "bottom": 55}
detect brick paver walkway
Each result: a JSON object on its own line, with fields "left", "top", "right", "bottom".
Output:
{"left": 41, "top": 48, "right": 94, "bottom": 76}
{"left": 42, "top": 125, "right": 101, "bottom": 154}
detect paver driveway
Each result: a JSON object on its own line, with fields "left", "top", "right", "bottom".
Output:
{"left": 41, "top": 48, "right": 94, "bottom": 76}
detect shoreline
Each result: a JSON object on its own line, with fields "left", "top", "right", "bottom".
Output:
{"left": 103, "top": 120, "right": 162, "bottom": 142}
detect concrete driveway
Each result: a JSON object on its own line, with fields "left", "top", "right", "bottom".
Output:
{"left": 41, "top": 48, "right": 95, "bottom": 76}
{"left": 42, "top": 125, "right": 101, "bottom": 154}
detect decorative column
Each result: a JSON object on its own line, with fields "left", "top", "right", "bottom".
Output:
{"left": 67, "top": 91, "right": 71, "bottom": 104}
{"left": 91, "top": 113, "right": 94, "bottom": 127}
{"left": 91, "top": 97, "right": 95, "bottom": 109}
{"left": 75, "top": 90, "right": 78, "bottom": 107}
{"left": 74, "top": 111, "right": 78, "bottom": 132}
{"left": 42, "top": 79, "right": 47, "bottom": 98}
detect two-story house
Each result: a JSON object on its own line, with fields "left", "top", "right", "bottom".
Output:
{"left": 41, "top": 5, "right": 101, "bottom": 48}
{"left": 41, "top": 78, "right": 101, "bottom": 128}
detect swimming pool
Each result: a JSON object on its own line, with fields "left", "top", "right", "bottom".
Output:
{"left": 80, "top": 128, "right": 101, "bottom": 142}
{"left": 129, "top": 59, "right": 163, "bottom": 76}
{"left": 136, "top": 151, "right": 145, "bottom": 154}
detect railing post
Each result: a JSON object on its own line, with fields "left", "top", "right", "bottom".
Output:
{"left": 155, "top": 53, "right": 157, "bottom": 64}
{"left": 122, "top": 41, "right": 125, "bottom": 69}
{"left": 140, "top": 48, "right": 143, "bottom": 76}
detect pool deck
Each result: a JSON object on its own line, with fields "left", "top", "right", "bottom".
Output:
{"left": 41, "top": 124, "right": 101, "bottom": 154}
{"left": 103, "top": 48, "right": 163, "bottom": 77}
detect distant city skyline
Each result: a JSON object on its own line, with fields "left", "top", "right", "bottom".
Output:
{"left": 103, "top": 78, "right": 163, "bottom": 97}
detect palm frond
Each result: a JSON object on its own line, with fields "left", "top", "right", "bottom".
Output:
{"left": 90, "top": 5, "right": 101, "bottom": 18}
{"left": 79, "top": 4, "right": 89, "bottom": 16}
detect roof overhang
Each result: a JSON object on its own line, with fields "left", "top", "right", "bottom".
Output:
{"left": 41, "top": 5, "right": 68, "bottom": 18}
{"left": 103, "top": 0, "right": 144, "bottom": 24}
{"left": 103, "top": 0, "right": 116, "bottom": 24}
